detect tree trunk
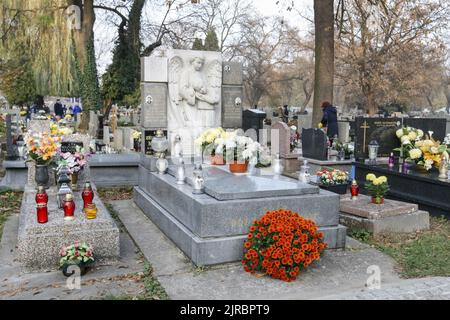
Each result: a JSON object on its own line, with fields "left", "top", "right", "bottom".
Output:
{"left": 312, "top": 0, "right": 334, "bottom": 127}
{"left": 367, "top": 90, "right": 376, "bottom": 116}
{"left": 70, "top": 0, "right": 100, "bottom": 132}
{"left": 301, "top": 79, "right": 314, "bottom": 113}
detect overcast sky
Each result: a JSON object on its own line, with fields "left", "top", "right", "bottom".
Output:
{"left": 95, "top": 0, "right": 313, "bottom": 75}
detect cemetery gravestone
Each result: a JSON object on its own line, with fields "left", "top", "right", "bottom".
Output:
{"left": 114, "top": 128, "right": 124, "bottom": 151}
{"left": 5, "top": 114, "right": 18, "bottom": 160}
{"left": 61, "top": 141, "right": 84, "bottom": 154}
{"left": 354, "top": 118, "right": 399, "bottom": 160}
{"left": 301, "top": 128, "right": 328, "bottom": 161}
{"left": 272, "top": 121, "right": 291, "bottom": 157}
{"left": 243, "top": 109, "right": 266, "bottom": 142}
{"left": 354, "top": 117, "right": 447, "bottom": 160}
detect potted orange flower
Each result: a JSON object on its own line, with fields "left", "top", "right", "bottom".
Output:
{"left": 242, "top": 209, "right": 327, "bottom": 282}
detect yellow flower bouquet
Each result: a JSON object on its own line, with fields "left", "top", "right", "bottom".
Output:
{"left": 25, "top": 131, "right": 61, "bottom": 165}
{"left": 365, "top": 173, "right": 389, "bottom": 204}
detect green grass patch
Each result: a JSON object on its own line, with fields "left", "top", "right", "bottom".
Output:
{"left": 0, "top": 190, "right": 22, "bottom": 239}
{"left": 348, "top": 216, "right": 450, "bottom": 278}
{"left": 97, "top": 187, "right": 134, "bottom": 201}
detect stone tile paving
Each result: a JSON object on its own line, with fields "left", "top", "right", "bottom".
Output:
{"left": 322, "top": 277, "right": 450, "bottom": 300}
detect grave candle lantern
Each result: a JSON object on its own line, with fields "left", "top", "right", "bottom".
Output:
{"left": 63, "top": 193, "right": 75, "bottom": 220}
{"left": 82, "top": 182, "right": 94, "bottom": 209}
{"left": 35, "top": 186, "right": 48, "bottom": 224}
{"left": 368, "top": 140, "right": 379, "bottom": 164}
{"left": 350, "top": 180, "right": 359, "bottom": 200}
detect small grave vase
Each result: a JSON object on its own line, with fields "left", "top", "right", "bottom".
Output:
{"left": 35, "top": 164, "right": 49, "bottom": 187}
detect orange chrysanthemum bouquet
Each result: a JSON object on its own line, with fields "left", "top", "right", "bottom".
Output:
{"left": 242, "top": 209, "right": 327, "bottom": 282}
{"left": 25, "top": 131, "right": 61, "bottom": 165}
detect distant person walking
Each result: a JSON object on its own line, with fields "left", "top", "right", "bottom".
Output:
{"left": 54, "top": 99, "right": 64, "bottom": 118}
{"left": 282, "top": 105, "right": 289, "bottom": 123}
{"left": 73, "top": 104, "right": 82, "bottom": 120}
{"left": 320, "top": 101, "right": 338, "bottom": 140}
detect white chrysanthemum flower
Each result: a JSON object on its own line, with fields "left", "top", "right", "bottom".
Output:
{"left": 409, "top": 148, "right": 422, "bottom": 160}
{"left": 396, "top": 129, "right": 404, "bottom": 138}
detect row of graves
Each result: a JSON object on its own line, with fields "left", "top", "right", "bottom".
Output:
{"left": 3, "top": 48, "right": 443, "bottom": 282}
{"left": 9, "top": 118, "right": 120, "bottom": 273}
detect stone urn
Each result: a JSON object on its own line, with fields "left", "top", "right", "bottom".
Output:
{"left": 35, "top": 164, "right": 49, "bottom": 187}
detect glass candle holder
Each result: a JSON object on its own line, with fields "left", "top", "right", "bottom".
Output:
{"left": 36, "top": 203, "right": 48, "bottom": 224}
{"left": 84, "top": 203, "right": 97, "bottom": 219}
{"left": 63, "top": 193, "right": 75, "bottom": 220}
{"left": 82, "top": 182, "right": 94, "bottom": 208}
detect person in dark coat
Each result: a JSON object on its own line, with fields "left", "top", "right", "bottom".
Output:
{"left": 320, "top": 101, "right": 338, "bottom": 140}
{"left": 54, "top": 99, "right": 64, "bottom": 118}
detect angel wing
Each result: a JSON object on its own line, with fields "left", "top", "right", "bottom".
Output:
{"left": 168, "top": 56, "right": 190, "bottom": 123}
{"left": 168, "top": 56, "right": 183, "bottom": 106}
{"left": 206, "top": 59, "right": 222, "bottom": 89}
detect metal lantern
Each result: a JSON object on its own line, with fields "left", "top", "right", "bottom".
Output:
{"left": 57, "top": 165, "right": 71, "bottom": 189}
{"left": 368, "top": 140, "right": 379, "bottom": 164}
{"left": 151, "top": 130, "right": 169, "bottom": 157}
{"left": 57, "top": 183, "right": 72, "bottom": 209}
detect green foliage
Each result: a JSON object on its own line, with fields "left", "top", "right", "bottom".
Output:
{"left": 78, "top": 36, "right": 101, "bottom": 111}
{"left": 348, "top": 228, "right": 372, "bottom": 243}
{"left": 203, "top": 28, "right": 220, "bottom": 51}
{"left": 0, "top": 43, "right": 36, "bottom": 105}
{"left": 101, "top": 0, "right": 145, "bottom": 106}
{"left": 192, "top": 38, "right": 204, "bottom": 50}
{"left": 0, "top": 190, "right": 23, "bottom": 240}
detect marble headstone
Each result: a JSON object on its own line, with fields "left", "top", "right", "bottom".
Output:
{"left": 272, "top": 121, "right": 291, "bottom": 157}
{"left": 302, "top": 128, "right": 328, "bottom": 161}
{"left": 167, "top": 49, "right": 222, "bottom": 155}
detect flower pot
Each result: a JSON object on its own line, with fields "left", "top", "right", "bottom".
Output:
{"left": 61, "top": 262, "right": 91, "bottom": 277}
{"left": 211, "top": 154, "right": 225, "bottom": 165}
{"left": 371, "top": 196, "right": 384, "bottom": 204}
{"left": 229, "top": 161, "right": 248, "bottom": 173}
{"left": 35, "top": 164, "right": 49, "bottom": 187}
{"left": 319, "top": 183, "right": 348, "bottom": 195}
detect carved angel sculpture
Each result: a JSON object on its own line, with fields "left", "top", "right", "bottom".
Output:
{"left": 168, "top": 55, "right": 221, "bottom": 129}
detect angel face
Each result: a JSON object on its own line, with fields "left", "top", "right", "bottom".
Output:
{"left": 191, "top": 57, "right": 205, "bottom": 71}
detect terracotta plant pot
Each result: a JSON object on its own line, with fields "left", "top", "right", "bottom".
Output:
{"left": 229, "top": 161, "right": 248, "bottom": 173}
{"left": 211, "top": 154, "right": 225, "bottom": 165}
{"left": 371, "top": 196, "right": 384, "bottom": 204}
